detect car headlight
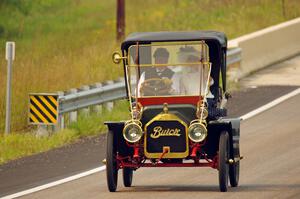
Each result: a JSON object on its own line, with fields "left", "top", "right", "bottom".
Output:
{"left": 123, "top": 121, "right": 143, "bottom": 143}
{"left": 188, "top": 122, "right": 207, "bottom": 142}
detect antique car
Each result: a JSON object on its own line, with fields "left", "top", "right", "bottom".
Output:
{"left": 105, "top": 31, "right": 242, "bottom": 192}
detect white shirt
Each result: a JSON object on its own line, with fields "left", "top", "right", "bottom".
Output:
{"left": 180, "top": 69, "right": 214, "bottom": 98}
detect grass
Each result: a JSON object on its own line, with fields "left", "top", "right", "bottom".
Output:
{"left": 0, "top": 0, "right": 299, "bottom": 164}
{"left": 0, "top": 128, "right": 76, "bottom": 164}
{"left": 0, "top": 100, "right": 129, "bottom": 164}
{"left": 0, "top": 0, "right": 299, "bottom": 131}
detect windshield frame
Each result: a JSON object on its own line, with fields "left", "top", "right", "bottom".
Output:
{"left": 124, "top": 41, "right": 212, "bottom": 99}
{"left": 127, "top": 41, "right": 208, "bottom": 68}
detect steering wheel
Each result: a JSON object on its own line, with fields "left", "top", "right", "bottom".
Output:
{"left": 140, "top": 78, "right": 173, "bottom": 96}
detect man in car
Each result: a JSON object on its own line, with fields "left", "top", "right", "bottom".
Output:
{"left": 138, "top": 48, "right": 179, "bottom": 96}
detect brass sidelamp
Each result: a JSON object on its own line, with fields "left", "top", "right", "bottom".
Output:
{"left": 188, "top": 41, "right": 211, "bottom": 143}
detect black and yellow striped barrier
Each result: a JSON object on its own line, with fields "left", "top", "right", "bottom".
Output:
{"left": 29, "top": 94, "right": 58, "bottom": 125}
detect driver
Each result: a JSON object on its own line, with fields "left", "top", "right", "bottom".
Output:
{"left": 147, "top": 48, "right": 174, "bottom": 79}
{"left": 138, "top": 48, "right": 179, "bottom": 96}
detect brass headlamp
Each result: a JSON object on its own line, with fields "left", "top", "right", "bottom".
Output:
{"left": 123, "top": 120, "right": 143, "bottom": 143}
{"left": 188, "top": 120, "right": 208, "bottom": 143}
{"left": 190, "top": 100, "right": 208, "bottom": 143}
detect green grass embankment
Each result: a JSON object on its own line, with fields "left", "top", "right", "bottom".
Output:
{"left": 0, "top": 100, "right": 129, "bottom": 164}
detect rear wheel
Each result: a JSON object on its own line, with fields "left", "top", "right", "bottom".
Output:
{"left": 106, "top": 131, "right": 118, "bottom": 192}
{"left": 229, "top": 148, "right": 240, "bottom": 187}
{"left": 218, "top": 131, "right": 229, "bottom": 192}
{"left": 123, "top": 168, "right": 133, "bottom": 187}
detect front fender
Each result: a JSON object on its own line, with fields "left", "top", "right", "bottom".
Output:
{"left": 206, "top": 118, "right": 241, "bottom": 159}
{"left": 104, "top": 121, "right": 133, "bottom": 156}
{"left": 216, "top": 118, "right": 241, "bottom": 158}
{"left": 104, "top": 121, "right": 125, "bottom": 133}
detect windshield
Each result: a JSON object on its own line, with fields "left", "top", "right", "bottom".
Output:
{"left": 127, "top": 42, "right": 213, "bottom": 98}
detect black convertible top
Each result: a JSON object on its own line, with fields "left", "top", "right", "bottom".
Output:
{"left": 121, "top": 31, "right": 227, "bottom": 50}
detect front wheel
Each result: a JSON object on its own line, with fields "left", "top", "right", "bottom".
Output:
{"left": 123, "top": 168, "right": 133, "bottom": 187}
{"left": 218, "top": 131, "right": 229, "bottom": 192}
{"left": 229, "top": 148, "right": 240, "bottom": 187}
{"left": 106, "top": 131, "right": 118, "bottom": 192}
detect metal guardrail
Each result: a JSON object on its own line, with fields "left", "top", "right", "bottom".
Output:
{"left": 59, "top": 80, "right": 126, "bottom": 114}
{"left": 37, "top": 48, "right": 242, "bottom": 133}
{"left": 227, "top": 47, "right": 242, "bottom": 65}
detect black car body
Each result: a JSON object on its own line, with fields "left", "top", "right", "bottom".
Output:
{"left": 105, "top": 31, "right": 241, "bottom": 192}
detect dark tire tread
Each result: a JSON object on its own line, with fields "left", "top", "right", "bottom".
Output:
{"left": 106, "top": 131, "right": 118, "bottom": 192}
{"left": 229, "top": 149, "right": 240, "bottom": 187}
{"left": 123, "top": 168, "right": 133, "bottom": 187}
{"left": 219, "top": 131, "right": 229, "bottom": 192}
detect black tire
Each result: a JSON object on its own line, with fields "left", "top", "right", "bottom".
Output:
{"left": 219, "top": 131, "right": 229, "bottom": 192}
{"left": 106, "top": 131, "right": 118, "bottom": 192}
{"left": 229, "top": 148, "right": 240, "bottom": 187}
{"left": 123, "top": 168, "right": 133, "bottom": 187}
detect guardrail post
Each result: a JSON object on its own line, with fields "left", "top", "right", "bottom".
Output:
{"left": 54, "top": 91, "right": 65, "bottom": 132}
{"left": 80, "top": 85, "right": 90, "bottom": 116}
{"left": 69, "top": 88, "right": 78, "bottom": 123}
{"left": 104, "top": 80, "right": 114, "bottom": 111}
{"left": 91, "top": 83, "right": 103, "bottom": 115}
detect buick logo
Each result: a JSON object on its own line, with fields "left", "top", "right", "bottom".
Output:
{"left": 150, "top": 126, "right": 181, "bottom": 139}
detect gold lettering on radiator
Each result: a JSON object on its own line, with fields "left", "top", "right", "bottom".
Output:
{"left": 150, "top": 126, "right": 181, "bottom": 139}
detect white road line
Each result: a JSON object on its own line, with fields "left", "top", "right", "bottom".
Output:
{"left": 1, "top": 87, "right": 300, "bottom": 199}
{"left": 240, "top": 87, "right": 300, "bottom": 120}
{"left": 0, "top": 166, "right": 106, "bottom": 199}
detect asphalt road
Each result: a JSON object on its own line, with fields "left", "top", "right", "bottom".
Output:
{"left": 19, "top": 92, "right": 300, "bottom": 199}
{"left": 0, "top": 86, "right": 297, "bottom": 197}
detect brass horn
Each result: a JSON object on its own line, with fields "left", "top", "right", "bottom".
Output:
{"left": 112, "top": 51, "right": 127, "bottom": 64}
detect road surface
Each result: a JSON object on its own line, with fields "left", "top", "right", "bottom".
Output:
{"left": 19, "top": 92, "right": 300, "bottom": 199}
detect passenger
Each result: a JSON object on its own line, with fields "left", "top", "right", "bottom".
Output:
{"left": 181, "top": 54, "right": 214, "bottom": 98}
